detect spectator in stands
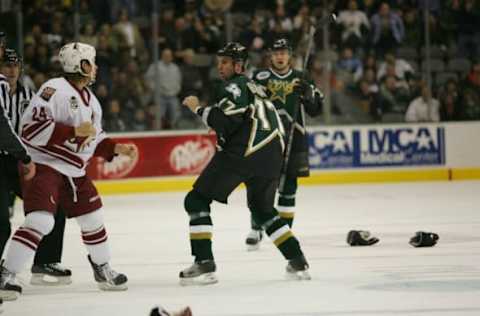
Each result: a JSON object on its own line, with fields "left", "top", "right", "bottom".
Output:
{"left": 405, "top": 85, "right": 440, "bottom": 122}
{"left": 239, "top": 16, "right": 267, "bottom": 52}
{"left": 459, "top": 89, "right": 480, "bottom": 120}
{"left": 403, "top": 8, "right": 421, "bottom": 48}
{"left": 358, "top": 79, "right": 382, "bottom": 121}
{"left": 96, "top": 35, "right": 116, "bottom": 88}
{"left": 113, "top": 8, "right": 145, "bottom": 58}
{"left": 379, "top": 75, "right": 410, "bottom": 121}
{"left": 336, "top": 0, "right": 370, "bottom": 52}
{"left": 104, "top": 99, "right": 127, "bottom": 132}
{"left": 157, "top": 5, "right": 177, "bottom": 50}
{"left": 440, "top": 93, "right": 462, "bottom": 121}
{"left": 32, "top": 44, "right": 50, "bottom": 74}
{"left": 131, "top": 108, "right": 149, "bottom": 131}
{"left": 79, "top": 22, "right": 98, "bottom": 47}
{"left": 293, "top": 3, "right": 313, "bottom": 31}
{"left": 269, "top": 3, "right": 293, "bottom": 33}
{"left": 456, "top": 0, "right": 480, "bottom": 59}
{"left": 441, "top": 0, "right": 461, "bottom": 48}
{"left": 377, "top": 51, "right": 414, "bottom": 82}
{"left": 145, "top": 48, "right": 182, "bottom": 129}
{"left": 370, "top": 2, "right": 405, "bottom": 56}
{"left": 361, "top": 67, "right": 379, "bottom": 92}
{"left": 465, "top": 60, "right": 480, "bottom": 93}
{"left": 337, "top": 47, "right": 363, "bottom": 83}
{"left": 95, "top": 84, "right": 110, "bottom": 112}
{"left": 180, "top": 49, "right": 203, "bottom": 98}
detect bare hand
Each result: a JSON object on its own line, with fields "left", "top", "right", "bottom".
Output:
{"left": 114, "top": 143, "right": 137, "bottom": 160}
{"left": 182, "top": 96, "right": 200, "bottom": 113}
{"left": 171, "top": 307, "right": 193, "bottom": 316}
{"left": 22, "top": 161, "right": 36, "bottom": 181}
{"left": 75, "top": 122, "right": 96, "bottom": 137}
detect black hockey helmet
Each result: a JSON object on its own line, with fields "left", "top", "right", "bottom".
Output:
{"left": 217, "top": 42, "right": 248, "bottom": 64}
{"left": 3, "top": 48, "right": 21, "bottom": 65}
{"left": 270, "top": 38, "right": 292, "bottom": 52}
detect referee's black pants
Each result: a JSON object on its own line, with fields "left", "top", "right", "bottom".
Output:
{"left": 0, "top": 155, "right": 66, "bottom": 264}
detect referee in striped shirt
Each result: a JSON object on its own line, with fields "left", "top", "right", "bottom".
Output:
{"left": 0, "top": 46, "right": 72, "bottom": 284}
{"left": 0, "top": 36, "right": 36, "bottom": 260}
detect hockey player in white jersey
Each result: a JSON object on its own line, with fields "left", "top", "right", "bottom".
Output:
{"left": 0, "top": 42, "right": 136, "bottom": 301}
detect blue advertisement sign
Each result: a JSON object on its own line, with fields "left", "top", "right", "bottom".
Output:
{"left": 309, "top": 126, "right": 446, "bottom": 169}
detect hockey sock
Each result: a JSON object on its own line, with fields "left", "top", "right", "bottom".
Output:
{"left": 185, "top": 191, "right": 214, "bottom": 262}
{"left": 263, "top": 216, "right": 303, "bottom": 260}
{"left": 5, "top": 212, "right": 54, "bottom": 273}
{"left": 277, "top": 177, "right": 297, "bottom": 228}
{"left": 189, "top": 216, "right": 213, "bottom": 262}
{"left": 76, "top": 210, "right": 111, "bottom": 265}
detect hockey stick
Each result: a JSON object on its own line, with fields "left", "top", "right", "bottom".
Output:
{"left": 279, "top": 13, "right": 336, "bottom": 191}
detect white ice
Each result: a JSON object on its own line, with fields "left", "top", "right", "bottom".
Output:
{"left": 4, "top": 181, "right": 480, "bottom": 316}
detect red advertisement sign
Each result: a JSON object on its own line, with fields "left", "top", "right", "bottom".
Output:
{"left": 87, "top": 132, "right": 217, "bottom": 180}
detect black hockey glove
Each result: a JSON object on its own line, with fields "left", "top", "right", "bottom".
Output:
{"left": 347, "top": 230, "right": 379, "bottom": 246}
{"left": 409, "top": 231, "right": 439, "bottom": 247}
{"left": 293, "top": 78, "right": 309, "bottom": 95}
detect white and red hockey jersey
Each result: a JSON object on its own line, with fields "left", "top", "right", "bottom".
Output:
{"left": 20, "top": 77, "right": 116, "bottom": 177}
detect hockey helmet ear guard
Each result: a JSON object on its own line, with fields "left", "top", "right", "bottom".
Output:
{"left": 409, "top": 231, "right": 439, "bottom": 247}
{"left": 347, "top": 230, "right": 379, "bottom": 246}
{"left": 59, "top": 42, "right": 96, "bottom": 77}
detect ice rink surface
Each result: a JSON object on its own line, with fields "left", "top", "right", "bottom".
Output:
{"left": 4, "top": 181, "right": 480, "bottom": 316}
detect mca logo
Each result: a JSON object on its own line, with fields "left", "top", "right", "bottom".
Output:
{"left": 360, "top": 127, "right": 445, "bottom": 166}
{"left": 309, "top": 130, "right": 354, "bottom": 168}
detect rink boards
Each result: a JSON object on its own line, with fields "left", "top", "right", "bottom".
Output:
{"left": 90, "top": 122, "right": 480, "bottom": 195}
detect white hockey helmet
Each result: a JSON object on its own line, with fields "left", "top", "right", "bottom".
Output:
{"left": 58, "top": 42, "right": 96, "bottom": 77}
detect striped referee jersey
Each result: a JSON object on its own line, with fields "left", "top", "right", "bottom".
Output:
{"left": 0, "top": 76, "right": 34, "bottom": 134}
{"left": 0, "top": 74, "right": 32, "bottom": 156}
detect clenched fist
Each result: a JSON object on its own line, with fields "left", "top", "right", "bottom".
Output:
{"left": 182, "top": 96, "right": 200, "bottom": 113}
{"left": 75, "top": 122, "right": 96, "bottom": 137}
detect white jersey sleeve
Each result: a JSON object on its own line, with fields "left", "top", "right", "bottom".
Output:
{"left": 21, "top": 85, "right": 73, "bottom": 147}
{"left": 20, "top": 78, "right": 116, "bottom": 177}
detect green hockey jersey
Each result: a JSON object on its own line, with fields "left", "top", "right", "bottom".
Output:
{"left": 252, "top": 68, "right": 323, "bottom": 177}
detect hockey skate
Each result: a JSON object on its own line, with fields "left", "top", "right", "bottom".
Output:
{"left": 179, "top": 260, "right": 218, "bottom": 286}
{"left": 87, "top": 255, "right": 128, "bottom": 291}
{"left": 0, "top": 263, "right": 22, "bottom": 301}
{"left": 150, "top": 305, "right": 193, "bottom": 316}
{"left": 245, "top": 229, "right": 263, "bottom": 251}
{"left": 285, "top": 255, "right": 311, "bottom": 281}
{"left": 30, "top": 263, "right": 72, "bottom": 285}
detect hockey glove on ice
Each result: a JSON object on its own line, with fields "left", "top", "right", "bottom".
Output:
{"left": 409, "top": 231, "right": 439, "bottom": 247}
{"left": 347, "top": 230, "right": 379, "bottom": 246}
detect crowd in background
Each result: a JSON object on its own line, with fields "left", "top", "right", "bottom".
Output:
{"left": 2, "top": 0, "right": 480, "bottom": 131}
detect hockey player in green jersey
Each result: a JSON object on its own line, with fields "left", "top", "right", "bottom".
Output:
{"left": 245, "top": 38, "right": 324, "bottom": 251}
{"left": 181, "top": 42, "right": 310, "bottom": 285}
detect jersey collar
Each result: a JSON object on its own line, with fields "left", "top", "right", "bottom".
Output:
{"left": 269, "top": 67, "right": 292, "bottom": 79}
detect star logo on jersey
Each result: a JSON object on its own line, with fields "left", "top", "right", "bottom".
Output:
{"left": 225, "top": 83, "right": 241, "bottom": 99}
{"left": 267, "top": 79, "right": 294, "bottom": 104}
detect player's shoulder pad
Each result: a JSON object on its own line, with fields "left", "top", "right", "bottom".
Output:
{"left": 40, "top": 86, "right": 57, "bottom": 101}
{"left": 255, "top": 70, "right": 271, "bottom": 81}
{"left": 38, "top": 78, "right": 66, "bottom": 102}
